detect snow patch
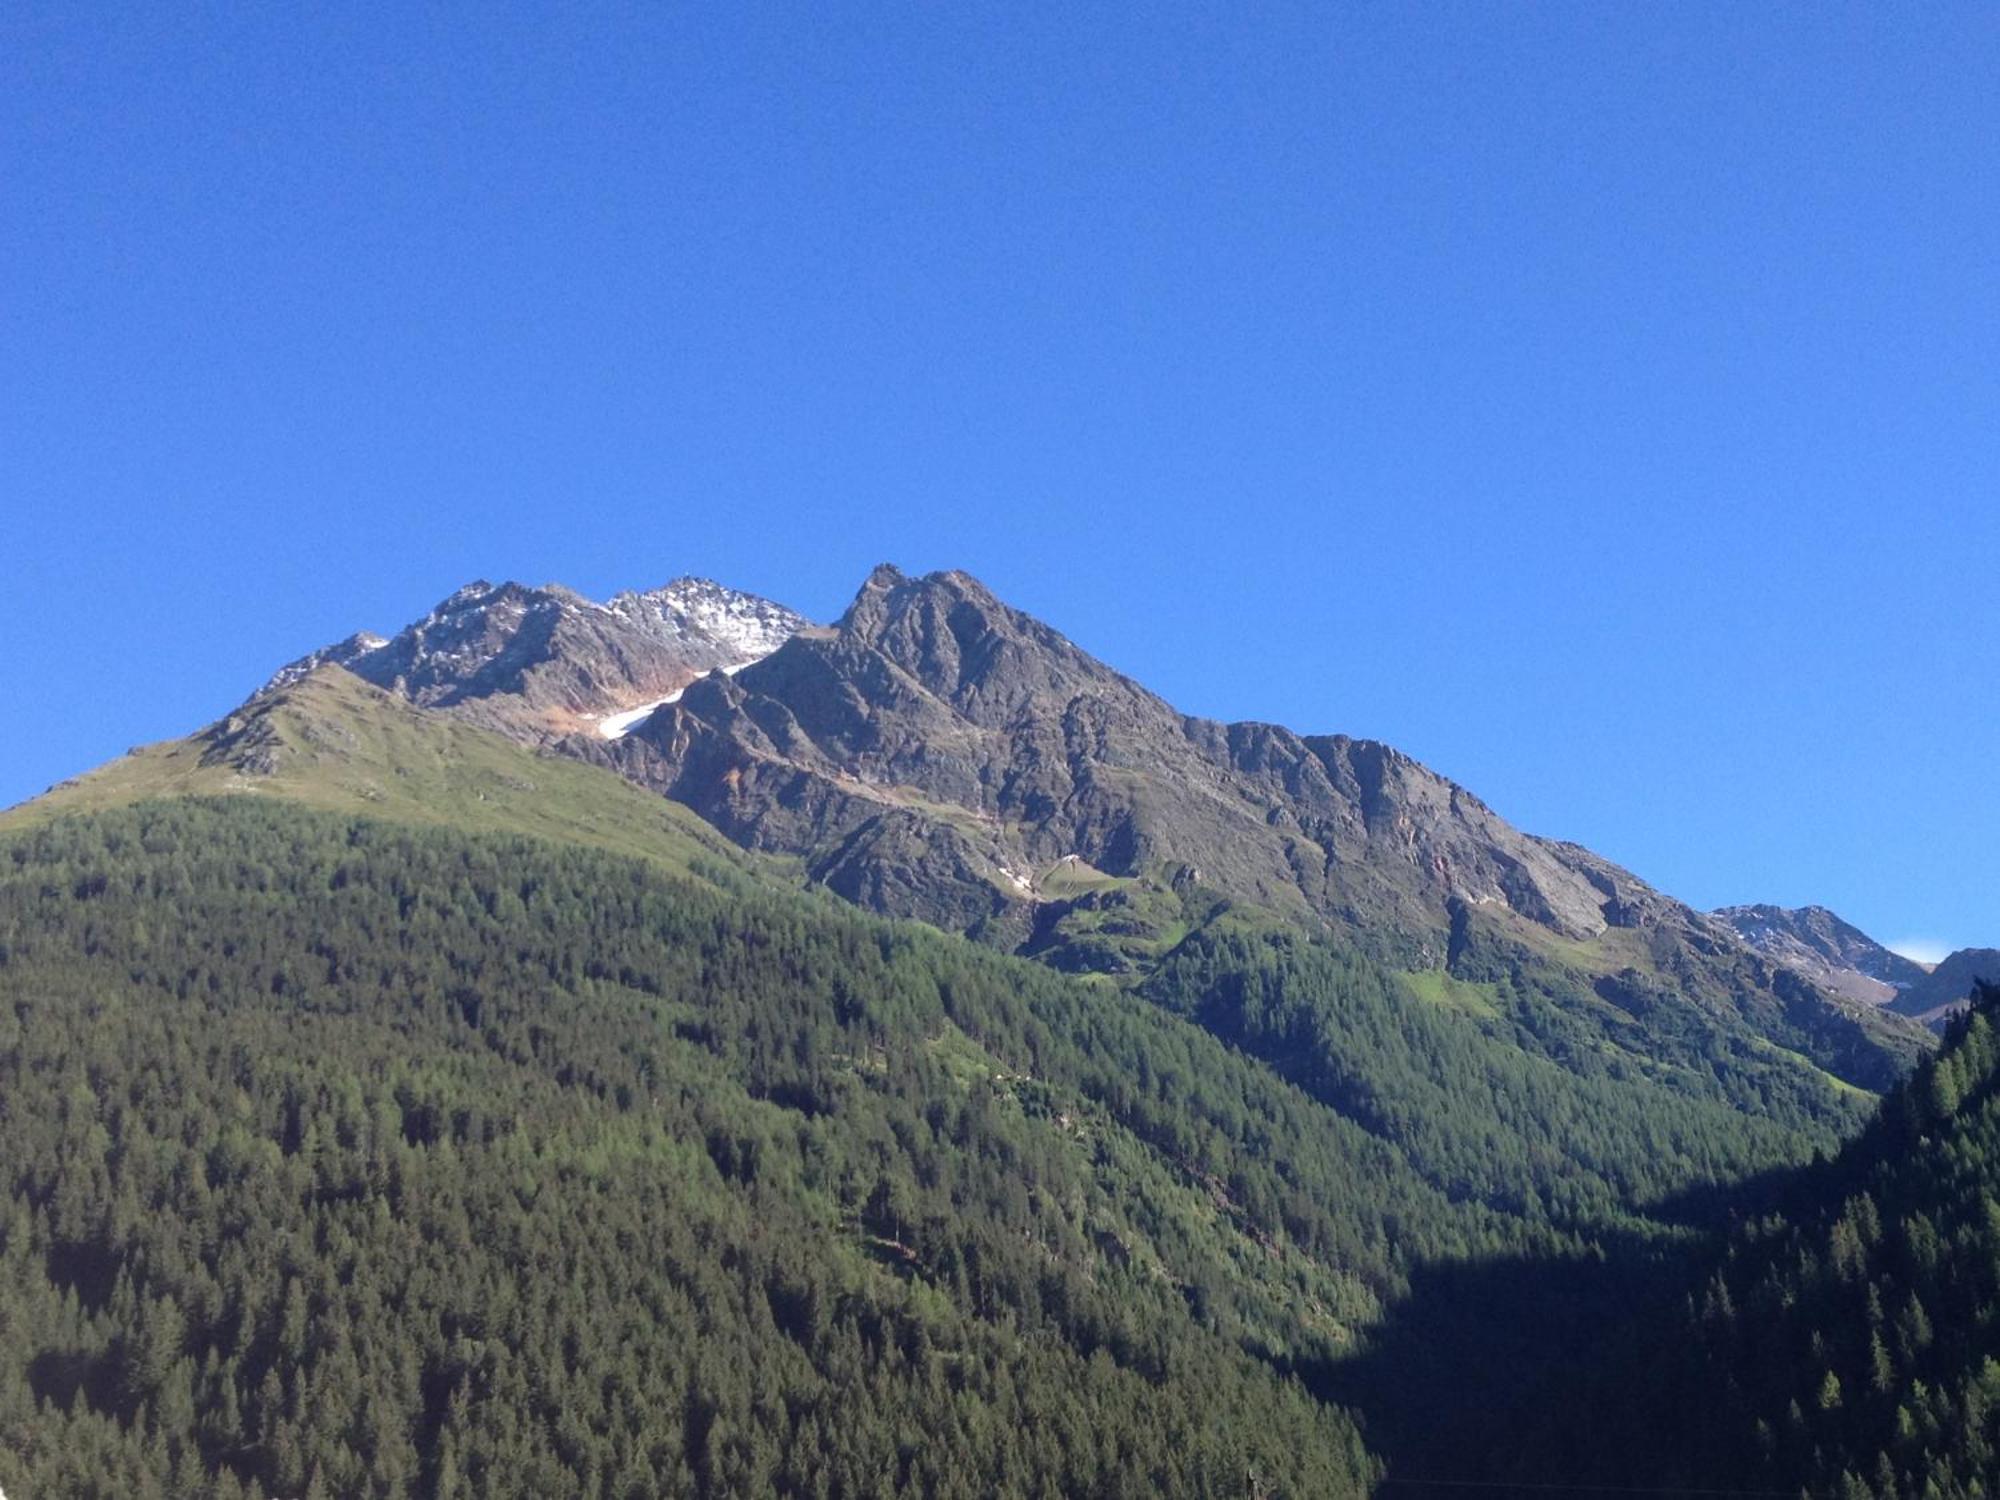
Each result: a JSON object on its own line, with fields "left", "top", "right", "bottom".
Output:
{"left": 597, "top": 689, "right": 685, "bottom": 739}
{"left": 594, "top": 632, "right": 787, "bottom": 738}
{"left": 612, "top": 577, "right": 804, "bottom": 662}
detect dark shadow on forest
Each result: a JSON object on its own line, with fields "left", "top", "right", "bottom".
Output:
{"left": 1286, "top": 1166, "right": 1831, "bottom": 1497}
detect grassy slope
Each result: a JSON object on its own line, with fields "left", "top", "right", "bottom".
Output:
{"left": 0, "top": 667, "right": 774, "bottom": 887}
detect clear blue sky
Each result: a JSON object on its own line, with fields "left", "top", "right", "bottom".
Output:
{"left": 4, "top": 5, "right": 1994, "bottom": 957}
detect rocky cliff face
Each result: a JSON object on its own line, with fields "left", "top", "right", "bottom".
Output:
{"left": 1716, "top": 904, "right": 1930, "bottom": 1006}
{"left": 265, "top": 577, "right": 805, "bottom": 741}
{"left": 239, "top": 563, "right": 1931, "bottom": 1078}
{"left": 550, "top": 567, "right": 1767, "bottom": 982}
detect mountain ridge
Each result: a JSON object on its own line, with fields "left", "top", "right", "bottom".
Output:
{"left": 264, "top": 575, "right": 807, "bottom": 742}
{"left": 54, "top": 561, "right": 1933, "bottom": 1091}
{"left": 1719, "top": 902, "right": 2000, "bottom": 1028}
{"left": 1716, "top": 902, "right": 1931, "bottom": 1005}
{"left": 0, "top": 665, "right": 761, "bottom": 885}
{"left": 599, "top": 566, "right": 1681, "bottom": 951}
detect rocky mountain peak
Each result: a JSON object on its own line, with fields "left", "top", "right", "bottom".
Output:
{"left": 821, "top": 565, "right": 1147, "bottom": 723}
{"left": 571, "top": 564, "right": 1743, "bottom": 973}
{"left": 263, "top": 573, "right": 808, "bottom": 742}
{"left": 1714, "top": 903, "right": 1928, "bottom": 1006}
{"left": 437, "top": 577, "right": 501, "bottom": 606}
{"left": 611, "top": 576, "right": 805, "bottom": 662}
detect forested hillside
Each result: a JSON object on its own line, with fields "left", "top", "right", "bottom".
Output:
{"left": 1640, "top": 980, "right": 2000, "bottom": 1497}
{"left": 0, "top": 802, "right": 1386, "bottom": 1498}
{"left": 1403, "top": 981, "right": 2000, "bottom": 1498}
{"left": 0, "top": 799, "right": 1874, "bottom": 1497}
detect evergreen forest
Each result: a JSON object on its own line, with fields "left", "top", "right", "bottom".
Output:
{"left": 0, "top": 798, "right": 1986, "bottom": 1496}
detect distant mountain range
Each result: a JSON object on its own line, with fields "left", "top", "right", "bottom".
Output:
{"left": 1898, "top": 947, "right": 2000, "bottom": 1023}
{"left": 1718, "top": 903, "right": 1998, "bottom": 1026}
{"left": 1714, "top": 904, "right": 1930, "bottom": 1004}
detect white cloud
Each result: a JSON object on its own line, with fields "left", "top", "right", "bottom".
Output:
{"left": 1888, "top": 938, "right": 1954, "bottom": 966}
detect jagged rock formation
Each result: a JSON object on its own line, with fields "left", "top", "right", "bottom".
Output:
{"left": 556, "top": 569, "right": 1875, "bottom": 1012}
{"left": 266, "top": 577, "right": 804, "bottom": 741}
{"left": 1715, "top": 903, "right": 1930, "bottom": 1005}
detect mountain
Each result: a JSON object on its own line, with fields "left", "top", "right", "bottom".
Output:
{"left": 1715, "top": 905, "right": 2000, "bottom": 1032}
{"left": 267, "top": 576, "right": 805, "bottom": 742}
{"left": 561, "top": 564, "right": 1922, "bottom": 1084}
{"left": 0, "top": 559, "right": 1964, "bottom": 1495}
{"left": 284, "top": 564, "right": 1669, "bottom": 965}
{"left": 161, "top": 564, "right": 1935, "bottom": 1093}
{"left": 583, "top": 563, "right": 1603, "bottom": 953}
{"left": 1891, "top": 947, "right": 2000, "bottom": 1025}
{"left": 1717, "top": 903, "right": 1930, "bottom": 1005}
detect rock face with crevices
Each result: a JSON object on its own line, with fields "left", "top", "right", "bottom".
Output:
{"left": 1715, "top": 904, "right": 1930, "bottom": 1006}
{"left": 555, "top": 566, "right": 1734, "bottom": 972}
{"left": 265, "top": 577, "right": 805, "bottom": 741}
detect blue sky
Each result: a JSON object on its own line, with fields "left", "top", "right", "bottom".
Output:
{"left": 3, "top": 4, "right": 1994, "bottom": 956}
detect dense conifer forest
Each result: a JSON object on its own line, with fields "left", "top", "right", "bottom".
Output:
{"left": 1593, "top": 982, "right": 2000, "bottom": 1498}
{"left": 1352, "top": 984, "right": 2000, "bottom": 1499}
{"left": 0, "top": 803, "right": 1387, "bottom": 1497}
{"left": 0, "top": 798, "right": 1968, "bottom": 1495}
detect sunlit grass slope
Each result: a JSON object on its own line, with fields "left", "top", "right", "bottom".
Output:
{"left": 0, "top": 666, "right": 768, "bottom": 886}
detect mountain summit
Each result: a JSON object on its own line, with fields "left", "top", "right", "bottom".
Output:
{"left": 21, "top": 561, "right": 1933, "bottom": 1092}
{"left": 1715, "top": 903, "right": 1930, "bottom": 1005}
{"left": 589, "top": 564, "right": 1643, "bottom": 957}
{"left": 266, "top": 576, "right": 805, "bottom": 740}
{"left": 1718, "top": 903, "right": 2000, "bottom": 1027}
